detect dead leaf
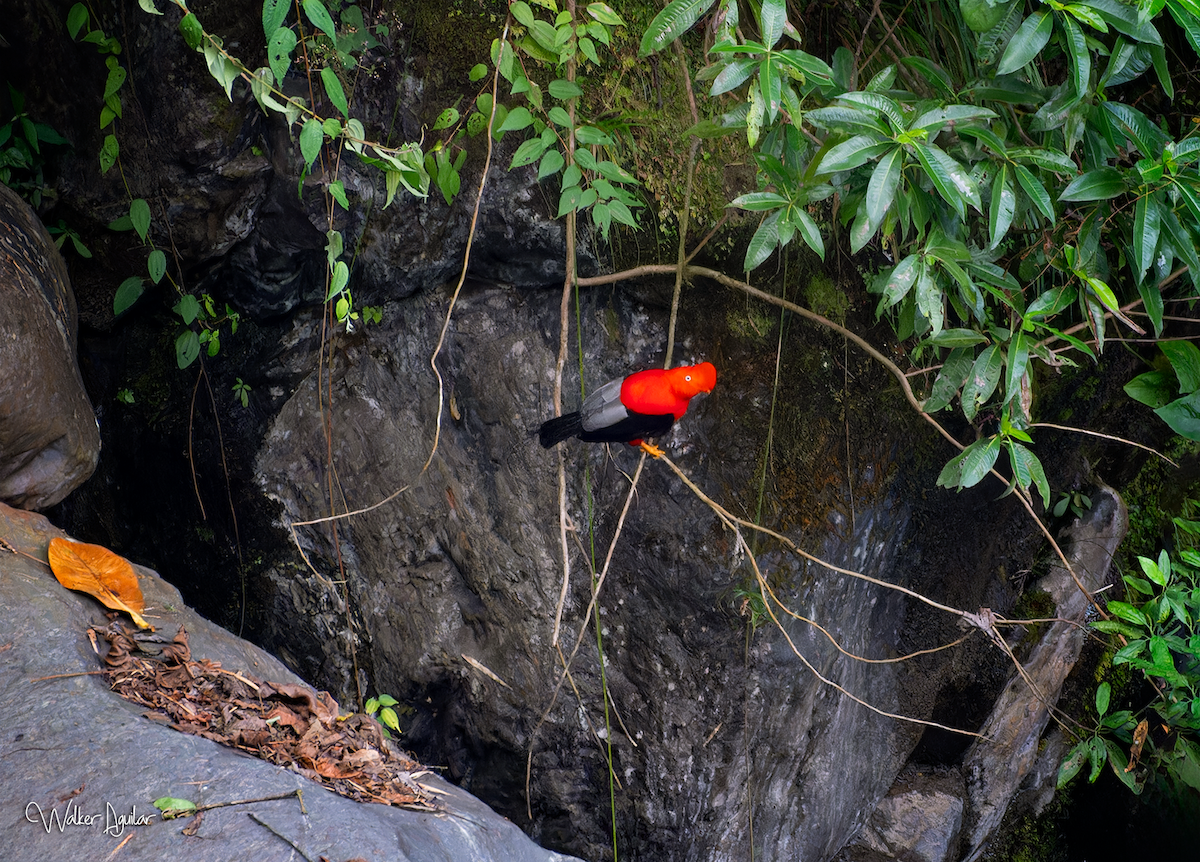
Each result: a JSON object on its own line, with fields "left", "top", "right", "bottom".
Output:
{"left": 1126, "top": 718, "right": 1149, "bottom": 773}
{"left": 48, "top": 537, "right": 150, "bottom": 629}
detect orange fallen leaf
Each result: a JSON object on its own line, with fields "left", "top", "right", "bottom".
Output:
{"left": 1126, "top": 718, "right": 1149, "bottom": 773}
{"left": 48, "top": 537, "right": 151, "bottom": 630}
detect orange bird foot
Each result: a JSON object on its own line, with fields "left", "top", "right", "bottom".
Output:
{"left": 638, "top": 441, "right": 665, "bottom": 458}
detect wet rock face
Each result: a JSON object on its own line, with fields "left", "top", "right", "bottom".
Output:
{"left": 0, "top": 184, "right": 100, "bottom": 510}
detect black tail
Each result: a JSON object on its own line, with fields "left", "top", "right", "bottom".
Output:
{"left": 538, "top": 411, "right": 584, "bottom": 447}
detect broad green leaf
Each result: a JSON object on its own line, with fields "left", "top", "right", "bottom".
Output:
{"left": 1089, "top": 0, "right": 1163, "bottom": 44}
{"left": 912, "top": 142, "right": 980, "bottom": 218}
{"left": 537, "top": 148, "right": 565, "bottom": 179}
{"left": 929, "top": 329, "right": 988, "bottom": 348}
{"left": 509, "top": 135, "right": 549, "bottom": 168}
{"left": 1103, "top": 102, "right": 1170, "bottom": 156}
{"left": 432, "top": 107, "right": 459, "bottom": 131}
{"left": 1132, "top": 193, "right": 1161, "bottom": 284}
{"left": 67, "top": 3, "right": 88, "bottom": 39}
{"left": 129, "top": 198, "right": 151, "bottom": 242}
{"left": 1061, "top": 15, "right": 1090, "bottom": 101}
{"left": 923, "top": 347, "right": 974, "bottom": 412}
{"left": 1058, "top": 740, "right": 1090, "bottom": 788}
{"left": 1139, "top": 554, "right": 1168, "bottom": 587}
{"left": 327, "top": 260, "right": 349, "bottom": 300}
{"left": 759, "top": 0, "right": 786, "bottom": 48}
{"left": 998, "top": 10, "right": 1053, "bottom": 75}
{"left": 113, "top": 276, "right": 145, "bottom": 316}
{"left": 730, "top": 192, "right": 789, "bottom": 211}
{"left": 1137, "top": 281, "right": 1165, "bottom": 338}
{"left": 839, "top": 91, "right": 905, "bottom": 133}
{"left": 899, "top": 56, "right": 955, "bottom": 101}
{"left": 1009, "top": 441, "right": 1051, "bottom": 508}
{"left": 1026, "top": 285, "right": 1077, "bottom": 319}
{"left": 792, "top": 207, "right": 824, "bottom": 261}
{"left": 548, "top": 79, "right": 583, "bottom": 100}
{"left": 302, "top": 0, "right": 337, "bottom": 40}
{"left": 744, "top": 210, "right": 781, "bottom": 271}
{"left": 1004, "top": 328, "right": 1028, "bottom": 407}
{"left": 268, "top": 27, "right": 296, "bottom": 84}
{"left": 938, "top": 435, "right": 1002, "bottom": 490}
{"left": 1014, "top": 164, "right": 1055, "bottom": 222}
{"left": 320, "top": 68, "right": 348, "bottom": 118}
{"left": 639, "top": 0, "right": 716, "bottom": 57}
{"left": 710, "top": 58, "right": 757, "bottom": 96}
{"left": 147, "top": 249, "right": 166, "bottom": 284}
{"left": 547, "top": 106, "right": 572, "bottom": 127}
{"left": 300, "top": 118, "right": 323, "bottom": 166}
{"left": 586, "top": 3, "right": 625, "bottom": 26}
{"left": 820, "top": 134, "right": 891, "bottom": 173}
{"left": 557, "top": 184, "right": 583, "bottom": 217}
{"left": 804, "top": 106, "right": 890, "bottom": 136}
{"left": 989, "top": 165, "right": 1015, "bottom": 249}
{"left": 99, "top": 133, "right": 118, "bottom": 174}
{"left": 1163, "top": 340, "right": 1200, "bottom": 393}
{"left": 263, "top": 0, "right": 289, "bottom": 38}
{"left": 866, "top": 146, "right": 902, "bottom": 229}
{"left": 1059, "top": 167, "right": 1125, "bottom": 201}
{"left": 175, "top": 330, "right": 201, "bottom": 369}
{"left": 499, "top": 106, "right": 534, "bottom": 132}
{"left": 961, "top": 344, "right": 1003, "bottom": 421}
{"left": 1008, "top": 146, "right": 1077, "bottom": 173}
{"left": 910, "top": 105, "right": 998, "bottom": 136}
{"left": 915, "top": 262, "right": 943, "bottom": 336}
{"left": 883, "top": 254, "right": 921, "bottom": 307}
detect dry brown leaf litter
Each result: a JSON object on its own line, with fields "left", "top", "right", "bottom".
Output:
{"left": 93, "top": 621, "right": 437, "bottom": 810}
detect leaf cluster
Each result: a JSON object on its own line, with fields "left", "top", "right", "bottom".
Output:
{"left": 641, "top": 0, "right": 1200, "bottom": 507}
{"left": 1060, "top": 545, "right": 1200, "bottom": 795}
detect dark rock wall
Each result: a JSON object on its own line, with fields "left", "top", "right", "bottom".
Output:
{"left": 1, "top": 2, "right": 1166, "bottom": 860}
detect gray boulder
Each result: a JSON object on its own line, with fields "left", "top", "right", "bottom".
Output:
{"left": 0, "top": 501, "right": 579, "bottom": 862}
{"left": 0, "top": 184, "right": 99, "bottom": 509}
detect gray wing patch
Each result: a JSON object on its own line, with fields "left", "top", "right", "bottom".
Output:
{"left": 580, "top": 378, "right": 629, "bottom": 432}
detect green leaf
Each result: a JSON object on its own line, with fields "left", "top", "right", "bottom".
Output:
{"left": 924, "top": 347, "right": 974, "bottom": 412}
{"left": 1058, "top": 739, "right": 1090, "bottom": 788}
{"left": 1004, "top": 328, "right": 1028, "bottom": 407}
{"left": 745, "top": 211, "right": 782, "bottom": 271}
{"left": 320, "top": 68, "right": 349, "bottom": 118}
{"left": 129, "top": 198, "right": 151, "bottom": 242}
{"left": 67, "top": 3, "right": 89, "bottom": 39}
{"left": 1131, "top": 193, "right": 1162, "bottom": 286}
{"left": 547, "top": 106, "right": 572, "bottom": 127}
{"left": 303, "top": 0, "right": 337, "bottom": 40}
{"left": 175, "top": 329, "right": 201, "bottom": 369}
{"left": 866, "top": 146, "right": 902, "bottom": 230}
{"left": 1139, "top": 554, "right": 1168, "bottom": 587}
{"left": 915, "top": 262, "right": 943, "bottom": 336}
{"left": 113, "top": 276, "right": 145, "bottom": 316}
{"left": 548, "top": 79, "right": 583, "bottom": 100}
{"left": 640, "top": 0, "right": 719, "bottom": 57}
{"left": 1162, "top": 339, "right": 1200, "bottom": 393}
{"left": 99, "top": 133, "right": 119, "bottom": 174}
{"left": 998, "top": 10, "right": 1053, "bottom": 75}
{"left": 300, "top": 118, "right": 324, "bottom": 166}
{"left": 730, "top": 191, "right": 789, "bottom": 211}
{"left": 912, "top": 142, "right": 979, "bottom": 218}
{"left": 147, "top": 249, "right": 166, "bottom": 284}
{"left": 263, "top": 0, "right": 289, "bottom": 38}
{"left": 805, "top": 106, "right": 890, "bottom": 137}
{"left": 557, "top": 184, "right": 583, "bottom": 217}
{"left": 1107, "top": 600, "right": 1150, "bottom": 628}
{"left": 883, "top": 254, "right": 921, "bottom": 308}
{"left": 1103, "top": 102, "right": 1170, "bottom": 157}
{"left": 1059, "top": 167, "right": 1125, "bottom": 201}
{"left": 759, "top": 0, "right": 786, "bottom": 47}
{"left": 587, "top": 2, "right": 624, "bottom": 26}
{"left": 989, "top": 164, "right": 1015, "bottom": 249}
{"left": 327, "top": 260, "right": 349, "bottom": 300}
{"left": 538, "top": 148, "right": 565, "bottom": 179}
{"left": 710, "top": 58, "right": 758, "bottom": 96}
{"left": 938, "top": 435, "right": 1002, "bottom": 490}
{"left": 820, "top": 134, "right": 891, "bottom": 173}
{"left": 1026, "top": 285, "right": 1076, "bottom": 318}
{"left": 930, "top": 329, "right": 988, "bottom": 348}
{"left": 469, "top": 63, "right": 489, "bottom": 82}
{"left": 1125, "top": 370, "right": 1176, "bottom": 408}
{"left": 791, "top": 207, "right": 824, "bottom": 261}
{"left": 499, "top": 106, "right": 534, "bottom": 132}
{"left": 1156, "top": 391, "right": 1200, "bottom": 440}
{"left": 511, "top": 135, "right": 549, "bottom": 169}
{"left": 1013, "top": 164, "right": 1055, "bottom": 223}
{"left": 268, "top": 27, "right": 296, "bottom": 84}
{"left": 1009, "top": 441, "right": 1051, "bottom": 508}
{"left": 1061, "top": 14, "right": 1090, "bottom": 101}
{"left": 961, "top": 345, "right": 1003, "bottom": 421}
{"left": 574, "top": 126, "right": 613, "bottom": 146}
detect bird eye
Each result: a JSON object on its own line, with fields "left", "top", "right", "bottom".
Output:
{"left": 685, "top": 375, "right": 692, "bottom": 381}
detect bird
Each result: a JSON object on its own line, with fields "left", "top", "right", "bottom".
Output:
{"left": 538, "top": 362, "right": 717, "bottom": 457}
